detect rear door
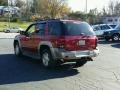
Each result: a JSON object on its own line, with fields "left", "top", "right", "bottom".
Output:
{"left": 62, "top": 21, "right": 97, "bottom": 51}
{"left": 32, "top": 22, "right": 47, "bottom": 53}
{"left": 100, "top": 25, "right": 111, "bottom": 35}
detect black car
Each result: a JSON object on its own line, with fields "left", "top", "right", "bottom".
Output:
{"left": 103, "top": 24, "right": 120, "bottom": 41}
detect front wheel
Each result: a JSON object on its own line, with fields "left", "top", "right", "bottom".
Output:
{"left": 14, "top": 42, "right": 22, "bottom": 56}
{"left": 112, "top": 34, "right": 119, "bottom": 41}
{"left": 105, "top": 37, "right": 110, "bottom": 41}
{"left": 5, "top": 30, "right": 10, "bottom": 33}
{"left": 41, "top": 49, "right": 56, "bottom": 68}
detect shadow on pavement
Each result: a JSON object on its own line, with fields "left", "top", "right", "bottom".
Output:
{"left": 0, "top": 54, "right": 79, "bottom": 85}
{"left": 111, "top": 44, "right": 120, "bottom": 49}
{"left": 98, "top": 40, "right": 120, "bottom": 44}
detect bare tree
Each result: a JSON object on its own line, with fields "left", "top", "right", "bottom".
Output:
{"left": 0, "top": 0, "right": 7, "bottom": 6}
{"left": 114, "top": 1, "right": 120, "bottom": 16}
{"left": 107, "top": 0, "right": 120, "bottom": 16}
{"left": 32, "top": 0, "right": 70, "bottom": 18}
{"left": 14, "top": 0, "right": 25, "bottom": 8}
{"left": 102, "top": 6, "right": 108, "bottom": 16}
{"left": 108, "top": 1, "right": 115, "bottom": 15}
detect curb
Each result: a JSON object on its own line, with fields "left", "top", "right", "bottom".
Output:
{"left": 0, "top": 33, "right": 19, "bottom": 39}
{"left": 0, "top": 38, "right": 14, "bottom": 39}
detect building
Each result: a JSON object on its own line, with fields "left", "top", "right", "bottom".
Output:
{"left": 103, "top": 16, "right": 120, "bottom": 24}
{"left": 0, "top": 6, "right": 20, "bottom": 17}
{"left": 0, "top": 6, "right": 4, "bottom": 16}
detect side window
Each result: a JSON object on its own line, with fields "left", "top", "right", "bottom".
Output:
{"left": 101, "top": 25, "right": 111, "bottom": 30}
{"left": 105, "top": 25, "right": 111, "bottom": 29}
{"left": 94, "top": 26, "right": 100, "bottom": 31}
{"left": 27, "top": 25, "right": 35, "bottom": 35}
{"left": 35, "top": 23, "right": 46, "bottom": 35}
{"left": 48, "top": 21, "right": 61, "bottom": 36}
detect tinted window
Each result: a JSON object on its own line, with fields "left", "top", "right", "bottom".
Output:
{"left": 62, "top": 22, "right": 95, "bottom": 36}
{"left": 108, "top": 19, "right": 113, "bottom": 22}
{"left": 35, "top": 23, "right": 46, "bottom": 35}
{"left": 109, "top": 25, "right": 116, "bottom": 28}
{"left": 100, "top": 25, "right": 111, "bottom": 30}
{"left": 26, "top": 25, "right": 35, "bottom": 36}
{"left": 48, "top": 21, "right": 62, "bottom": 36}
{"left": 93, "top": 26, "right": 101, "bottom": 31}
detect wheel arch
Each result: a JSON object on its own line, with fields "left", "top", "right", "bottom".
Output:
{"left": 112, "top": 33, "right": 120, "bottom": 36}
{"left": 112, "top": 33, "right": 120, "bottom": 41}
{"left": 112, "top": 33, "right": 120, "bottom": 38}
{"left": 39, "top": 45, "right": 50, "bottom": 55}
{"left": 14, "top": 38, "right": 22, "bottom": 51}
{"left": 38, "top": 41, "right": 56, "bottom": 59}
{"left": 14, "top": 40, "right": 18, "bottom": 47}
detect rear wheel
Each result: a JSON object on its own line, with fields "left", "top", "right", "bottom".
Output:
{"left": 75, "top": 59, "right": 87, "bottom": 67}
{"left": 112, "top": 34, "right": 119, "bottom": 41}
{"left": 41, "top": 49, "right": 56, "bottom": 68}
{"left": 105, "top": 37, "right": 110, "bottom": 41}
{"left": 6, "top": 30, "right": 10, "bottom": 33}
{"left": 14, "top": 42, "right": 22, "bottom": 56}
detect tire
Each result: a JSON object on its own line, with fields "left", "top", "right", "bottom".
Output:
{"left": 105, "top": 37, "right": 110, "bottom": 41}
{"left": 14, "top": 42, "right": 22, "bottom": 57}
{"left": 75, "top": 59, "right": 87, "bottom": 67}
{"left": 112, "top": 34, "right": 119, "bottom": 41}
{"left": 6, "top": 30, "right": 10, "bottom": 33}
{"left": 17, "top": 30, "right": 21, "bottom": 33}
{"left": 41, "top": 49, "right": 56, "bottom": 68}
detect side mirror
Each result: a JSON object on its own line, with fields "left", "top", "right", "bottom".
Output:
{"left": 35, "top": 30, "right": 39, "bottom": 33}
{"left": 35, "top": 29, "right": 40, "bottom": 33}
{"left": 20, "top": 31, "right": 25, "bottom": 35}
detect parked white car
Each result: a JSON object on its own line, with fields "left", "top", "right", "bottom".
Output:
{"left": 4, "top": 27, "right": 24, "bottom": 33}
{"left": 92, "top": 24, "right": 113, "bottom": 38}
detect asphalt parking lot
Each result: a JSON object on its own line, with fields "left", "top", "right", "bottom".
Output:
{"left": 0, "top": 34, "right": 120, "bottom": 90}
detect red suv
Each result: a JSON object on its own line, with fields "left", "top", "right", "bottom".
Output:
{"left": 14, "top": 19, "right": 99, "bottom": 68}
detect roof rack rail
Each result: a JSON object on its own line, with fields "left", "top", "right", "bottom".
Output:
{"left": 35, "top": 18, "right": 61, "bottom": 22}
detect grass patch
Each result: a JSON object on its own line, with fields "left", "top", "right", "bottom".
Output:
{"left": 0, "top": 22, "right": 32, "bottom": 32}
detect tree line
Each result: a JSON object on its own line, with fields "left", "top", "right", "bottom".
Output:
{"left": 0, "top": 0, "right": 120, "bottom": 23}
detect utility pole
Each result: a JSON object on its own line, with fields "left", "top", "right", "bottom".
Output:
{"left": 8, "top": 0, "right": 10, "bottom": 28}
{"left": 85, "top": 0, "right": 87, "bottom": 22}
{"left": 85, "top": 0, "right": 87, "bottom": 13}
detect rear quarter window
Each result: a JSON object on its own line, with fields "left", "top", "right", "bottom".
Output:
{"left": 62, "top": 22, "right": 95, "bottom": 36}
{"left": 100, "top": 25, "right": 111, "bottom": 30}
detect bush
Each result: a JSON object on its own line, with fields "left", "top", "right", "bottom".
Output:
{"left": 17, "top": 19, "right": 23, "bottom": 24}
{"left": 0, "top": 18, "right": 8, "bottom": 22}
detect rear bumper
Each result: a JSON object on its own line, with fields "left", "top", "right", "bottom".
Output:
{"left": 53, "top": 47, "right": 99, "bottom": 60}
{"left": 104, "top": 35, "right": 112, "bottom": 39}
{"left": 96, "top": 35, "right": 104, "bottom": 39}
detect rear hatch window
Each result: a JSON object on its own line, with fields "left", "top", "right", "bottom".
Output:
{"left": 60, "top": 21, "right": 97, "bottom": 51}
{"left": 62, "top": 21, "right": 95, "bottom": 36}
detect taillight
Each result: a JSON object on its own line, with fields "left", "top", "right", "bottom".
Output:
{"left": 88, "top": 36, "right": 98, "bottom": 49}
{"left": 95, "top": 37, "right": 98, "bottom": 47}
{"left": 57, "top": 37, "right": 65, "bottom": 49}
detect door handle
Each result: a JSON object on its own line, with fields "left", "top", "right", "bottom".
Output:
{"left": 25, "top": 37, "right": 31, "bottom": 40}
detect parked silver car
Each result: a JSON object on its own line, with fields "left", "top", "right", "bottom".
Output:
{"left": 4, "top": 27, "right": 24, "bottom": 33}
{"left": 92, "top": 24, "right": 113, "bottom": 38}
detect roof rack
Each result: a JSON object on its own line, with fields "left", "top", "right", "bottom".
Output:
{"left": 35, "top": 18, "right": 61, "bottom": 22}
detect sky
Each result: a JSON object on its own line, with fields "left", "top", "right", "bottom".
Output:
{"left": 68, "top": 0, "right": 120, "bottom": 12}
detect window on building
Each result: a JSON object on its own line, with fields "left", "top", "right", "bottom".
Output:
{"left": 108, "top": 19, "right": 113, "bottom": 22}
